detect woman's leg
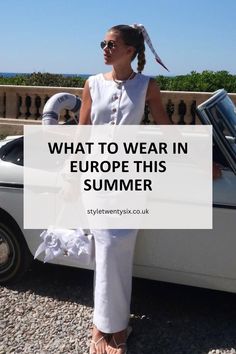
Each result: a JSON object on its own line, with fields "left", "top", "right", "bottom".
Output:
{"left": 92, "top": 229, "right": 138, "bottom": 333}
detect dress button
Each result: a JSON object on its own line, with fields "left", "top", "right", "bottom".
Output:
{"left": 111, "top": 121, "right": 115, "bottom": 125}
{"left": 112, "top": 108, "right": 117, "bottom": 113}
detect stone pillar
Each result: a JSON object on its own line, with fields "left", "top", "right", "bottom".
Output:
{"left": 30, "top": 94, "right": 38, "bottom": 119}
{"left": 5, "top": 91, "right": 18, "bottom": 118}
{"left": 20, "top": 93, "right": 27, "bottom": 118}
{"left": 37, "top": 95, "right": 43, "bottom": 117}
{"left": 0, "top": 92, "right": 5, "bottom": 118}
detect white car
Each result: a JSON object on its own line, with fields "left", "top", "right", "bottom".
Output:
{"left": 1, "top": 89, "right": 236, "bottom": 293}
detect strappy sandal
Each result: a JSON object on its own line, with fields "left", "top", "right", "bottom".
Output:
{"left": 110, "top": 336, "right": 127, "bottom": 354}
{"left": 106, "top": 326, "right": 132, "bottom": 354}
{"left": 90, "top": 335, "right": 108, "bottom": 354}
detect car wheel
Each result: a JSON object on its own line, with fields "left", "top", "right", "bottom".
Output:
{"left": 0, "top": 219, "right": 33, "bottom": 284}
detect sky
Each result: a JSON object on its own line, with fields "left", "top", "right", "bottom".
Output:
{"left": 1, "top": 0, "right": 236, "bottom": 76}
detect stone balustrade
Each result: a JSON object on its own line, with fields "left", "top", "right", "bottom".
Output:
{"left": 0, "top": 85, "right": 236, "bottom": 135}
{"left": 0, "top": 85, "right": 83, "bottom": 121}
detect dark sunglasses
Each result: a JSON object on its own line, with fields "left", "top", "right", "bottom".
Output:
{"left": 100, "top": 40, "right": 116, "bottom": 50}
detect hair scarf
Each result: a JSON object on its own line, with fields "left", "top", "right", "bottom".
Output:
{"left": 130, "top": 23, "right": 169, "bottom": 71}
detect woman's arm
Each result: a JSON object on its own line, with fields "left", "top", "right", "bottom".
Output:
{"left": 79, "top": 79, "right": 92, "bottom": 125}
{"left": 146, "top": 78, "right": 171, "bottom": 124}
{"left": 146, "top": 79, "right": 222, "bottom": 179}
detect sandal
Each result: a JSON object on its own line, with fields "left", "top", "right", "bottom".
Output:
{"left": 90, "top": 326, "right": 109, "bottom": 354}
{"left": 90, "top": 335, "right": 108, "bottom": 354}
{"left": 106, "top": 326, "right": 132, "bottom": 354}
{"left": 110, "top": 336, "right": 127, "bottom": 354}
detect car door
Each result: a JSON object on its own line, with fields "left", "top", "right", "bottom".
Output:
{"left": 133, "top": 90, "right": 236, "bottom": 293}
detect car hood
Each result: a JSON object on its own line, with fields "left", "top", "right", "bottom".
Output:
{"left": 0, "top": 160, "right": 23, "bottom": 185}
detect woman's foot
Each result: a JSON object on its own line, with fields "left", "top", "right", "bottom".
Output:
{"left": 106, "top": 329, "right": 128, "bottom": 354}
{"left": 90, "top": 325, "right": 110, "bottom": 354}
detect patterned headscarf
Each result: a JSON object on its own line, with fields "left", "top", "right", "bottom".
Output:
{"left": 130, "top": 23, "right": 169, "bottom": 71}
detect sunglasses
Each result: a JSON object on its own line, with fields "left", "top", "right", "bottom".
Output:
{"left": 100, "top": 40, "right": 116, "bottom": 50}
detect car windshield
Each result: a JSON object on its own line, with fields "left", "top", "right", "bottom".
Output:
{"left": 214, "top": 95, "right": 236, "bottom": 139}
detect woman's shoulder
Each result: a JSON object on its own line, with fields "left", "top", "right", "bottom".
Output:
{"left": 137, "top": 74, "right": 159, "bottom": 89}
{"left": 136, "top": 72, "right": 152, "bottom": 83}
{"left": 87, "top": 74, "right": 105, "bottom": 89}
{"left": 137, "top": 72, "right": 151, "bottom": 78}
{"left": 88, "top": 73, "right": 103, "bottom": 81}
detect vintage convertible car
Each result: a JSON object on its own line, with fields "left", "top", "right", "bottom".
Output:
{"left": 0, "top": 89, "right": 236, "bottom": 293}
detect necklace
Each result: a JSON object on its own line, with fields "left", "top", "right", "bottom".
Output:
{"left": 112, "top": 70, "right": 135, "bottom": 87}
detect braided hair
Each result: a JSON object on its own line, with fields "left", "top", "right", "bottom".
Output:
{"left": 109, "top": 25, "right": 146, "bottom": 73}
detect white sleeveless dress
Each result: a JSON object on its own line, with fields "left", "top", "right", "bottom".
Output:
{"left": 88, "top": 72, "right": 150, "bottom": 333}
{"left": 89, "top": 72, "right": 150, "bottom": 125}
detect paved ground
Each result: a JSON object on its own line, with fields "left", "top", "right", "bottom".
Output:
{"left": 1, "top": 261, "right": 236, "bottom": 354}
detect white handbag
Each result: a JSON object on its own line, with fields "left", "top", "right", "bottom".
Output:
{"left": 34, "top": 227, "right": 94, "bottom": 265}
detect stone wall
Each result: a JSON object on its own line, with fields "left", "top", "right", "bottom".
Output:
{"left": 0, "top": 85, "right": 236, "bottom": 136}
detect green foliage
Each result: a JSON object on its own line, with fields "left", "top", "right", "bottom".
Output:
{"left": 0, "top": 75, "right": 27, "bottom": 86}
{"left": 156, "top": 70, "right": 236, "bottom": 93}
{"left": 0, "top": 71, "right": 235, "bottom": 92}
{"left": 0, "top": 72, "right": 86, "bottom": 87}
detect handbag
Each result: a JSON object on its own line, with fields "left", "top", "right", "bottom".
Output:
{"left": 34, "top": 227, "right": 94, "bottom": 265}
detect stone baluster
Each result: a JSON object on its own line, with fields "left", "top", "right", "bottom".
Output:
{"left": 3, "top": 93, "right": 6, "bottom": 118}
{"left": 38, "top": 95, "right": 44, "bottom": 118}
{"left": 25, "top": 95, "right": 32, "bottom": 118}
{"left": 17, "top": 94, "right": 22, "bottom": 118}
{"left": 20, "top": 93, "right": 27, "bottom": 119}
{"left": 16, "top": 95, "right": 22, "bottom": 118}
{"left": 44, "top": 95, "right": 50, "bottom": 105}
{"left": 1, "top": 86, "right": 236, "bottom": 129}
{"left": 5, "top": 91, "right": 18, "bottom": 118}
{"left": 0, "top": 92, "right": 5, "bottom": 118}
{"left": 35, "top": 95, "right": 42, "bottom": 119}
{"left": 178, "top": 100, "right": 187, "bottom": 124}
{"left": 29, "top": 93, "right": 41, "bottom": 120}
{"left": 41, "top": 95, "right": 50, "bottom": 122}
{"left": 166, "top": 99, "right": 175, "bottom": 124}
{"left": 29, "top": 94, "right": 37, "bottom": 119}
{"left": 190, "top": 100, "right": 196, "bottom": 125}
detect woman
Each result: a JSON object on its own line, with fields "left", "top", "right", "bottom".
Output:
{"left": 79, "top": 24, "right": 170, "bottom": 354}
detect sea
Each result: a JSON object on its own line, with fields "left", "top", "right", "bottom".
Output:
{"left": 0, "top": 72, "right": 91, "bottom": 79}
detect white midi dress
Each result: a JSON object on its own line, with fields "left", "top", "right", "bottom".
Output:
{"left": 88, "top": 72, "right": 150, "bottom": 333}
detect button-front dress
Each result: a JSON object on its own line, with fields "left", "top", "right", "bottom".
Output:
{"left": 88, "top": 72, "right": 150, "bottom": 333}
